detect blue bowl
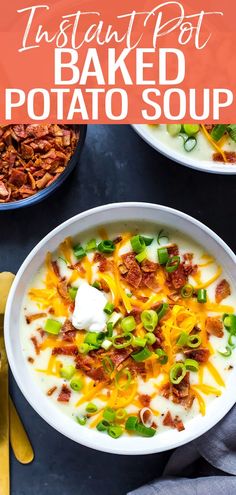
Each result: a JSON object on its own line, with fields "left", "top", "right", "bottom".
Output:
{"left": 0, "top": 125, "right": 87, "bottom": 210}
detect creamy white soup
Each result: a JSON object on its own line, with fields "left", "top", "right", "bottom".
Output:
{"left": 20, "top": 224, "right": 236, "bottom": 440}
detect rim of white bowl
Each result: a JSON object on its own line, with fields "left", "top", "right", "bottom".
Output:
{"left": 4, "top": 202, "right": 236, "bottom": 455}
{"left": 132, "top": 124, "right": 236, "bottom": 175}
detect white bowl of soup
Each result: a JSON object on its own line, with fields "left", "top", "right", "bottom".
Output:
{"left": 132, "top": 124, "right": 236, "bottom": 174}
{"left": 4, "top": 203, "right": 236, "bottom": 455}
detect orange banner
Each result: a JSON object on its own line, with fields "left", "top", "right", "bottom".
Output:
{"left": 0, "top": 0, "right": 235, "bottom": 123}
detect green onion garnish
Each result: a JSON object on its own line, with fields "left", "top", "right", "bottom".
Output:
{"left": 227, "top": 124, "right": 236, "bottom": 142}
{"left": 98, "top": 240, "right": 115, "bottom": 254}
{"left": 60, "top": 365, "right": 75, "bottom": 380}
{"left": 84, "top": 332, "right": 104, "bottom": 348}
{"left": 132, "top": 347, "right": 152, "bottom": 362}
{"left": 78, "top": 343, "right": 91, "bottom": 354}
{"left": 86, "top": 239, "right": 97, "bottom": 252}
{"left": 141, "top": 309, "right": 158, "bottom": 332}
{"left": 181, "top": 284, "right": 194, "bottom": 298}
{"left": 96, "top": 420, "right": 110, "bottom": 432}
{"left": 76, "top": 415, "right": 87, "bottom": 426}
{"left": 130, "top": 235, "right": 146, "bottom": 254}
{"left": 104, "top": 302, "right": 114, "bottom": 315}
{"left": 165, "top": 256, "right": 180, "bottom": 273}
{"left": 184, "top": 358, "right": 199, "bottom": 372}
{"left": 108, "top": 425, "right": 123, "bottom": 439}
{"left": 121, "top": 316, "right": 136, "bottom": 333}
{"left": 223, "top": 314, "right": 236, "bottom": 335}
{"left": 167, "top": 124, "right": 181, "bottom": 136}
{"left": 155, "top": 348, "right": 168, "bottom": 364}
{"left": 102, "top": 356, "right": 114, "bottom": 375}
{"left": 197, "top": 289, "right": 207, "bottom": 303}
{"left": 44, "top": 318, "right": 62, "bottom": 335}
{"left": 177, "top": 332, "right": 189, "bottom": 346}
{"left": 184, "top": 136, "right": 197, "bottom": 152}
{"left": 135, "top": 250, "right": 147, "bottom": 263}
{"left": 142, "top": 236, "right": 154, "bottom": 246}
{"left": 135, "top": 423, "right": 156, "bottom": 437}
{"left": 187, "top": 334, "right": 201, "bottom": 348}
{"left": 116, "top": 408, "right": 127, "bottom": 421}
{"left": 115, "top": 369, "right": 132, "bottom": 391}
{"left": 103, "top": 407, "right": 116, "bottom": 423}
{"left": 146, "top": 332, "right": 157, "bottom": 345}
{"left": 73, "top": 244, "right": 86, "bottom": 260}
{"left": 86, "top": 402, "right": 98, "bottom": 413}
{"left": 158, "top": 247, "right": 169, "bottom": 265}
{"left": 211, "top": 124, "right": 227, "bottom": 142}
{"left": 112, "top": 333, "right": 133, "bottom": 349}
{"left": 125, "top": 416, "right": 138, "bottom": 431}
{"left": 169, "top": 363, "right": 186, "bottom": 384}
{"left": 157, "top": 229, "right": 169, "bottom": 245}
{"left": 132, "top": 337, "right": 147, "bottom": 347}
{"left": 92, "top": 281, "right": 101, "bottom": 290}
{"left": 156, "top": 302, "right": 169, "bottom": 321}
{"left": 218, "top": 346, "right": 232, "bottom": 358}
{"left": 68, "top": 287, "right": 78, "bottom": 301}
{"left": 70, "top": 377, "right": 83, "bottom": 392}
{"left": 183, "top": 124, "right": 200, "bottom": 136}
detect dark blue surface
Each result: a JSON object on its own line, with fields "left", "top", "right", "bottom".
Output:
{"left": 1, "top": 124, "right": 236, "bottom": 495}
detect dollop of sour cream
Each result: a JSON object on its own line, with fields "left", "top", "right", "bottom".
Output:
{"left": 72, "top": 282, "right": 107, "bottom": 333}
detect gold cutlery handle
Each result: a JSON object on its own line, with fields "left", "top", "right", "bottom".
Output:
{"left": 9, "top": 397, "right": 34, "bottom": 464}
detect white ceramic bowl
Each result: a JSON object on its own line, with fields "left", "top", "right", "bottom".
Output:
{"left": 4, "top": 203, "right": 236, "bottom": 455}
{"left": 132, "top": 124, "right": 236, "bottom": 175}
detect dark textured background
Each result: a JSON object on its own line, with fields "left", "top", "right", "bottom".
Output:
{"left": 1, "top": 125, "right": 235, "bottom": 495}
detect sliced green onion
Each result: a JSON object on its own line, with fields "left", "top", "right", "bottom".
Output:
{"left": 135, "top": 251, "right": 147, "bottom": 263}
{"left": 76, "top": 415, "right": 87, "bottom": 426}
{"left": 96, "top": 420, "right": 110, "bottom": 432}
{"left": 116, "top": 408, "right": 127, "bottom": 421}
{"left": 98, "top": 240, "right": 115, "bottom": 254}
{"left": 177, "top": 332, "right": 189, "bottom": 346}
{"left": 223, "top": 314, "right": 236, "bottom": 335}
{"left": 104, "top": 302, "right": 114, "bottom": 315}
{"left": 155, "top": 348, "right": 168, "bottom": 364}
{"left": 146, "top": 333, "right": 157, "bottom": 345}
{"left": 183, "top": 124, "right": 200, "bottom": 136}
{"left": 228, "top": 333, "right": 236, "bottom": 348}
{"left": 121, "top": 316, "right": 136, "bottom": 333}
{"left": 218, "top": 346, "right": 232, "bottom": 357}
{"left": 102, "top": 356, "right": 114, "bottom": 375}
{"left": 181, "top": 284, "right": 194, "bottom": 298}
{"left": 125, "top": 416, "right": 139, "bottom": 431}
{"left": 101, "top": 339, "right": 113, "bottom": 351}
{"left": 68, "top": 287, "right": 78, "bottom": 301}
{"left": 158, "top": 247, "right": 169, "bottom": 265}
{"left": 73, "top": 244, "right": 86, "bottom": 260}
{"left": 84, "top": 332, "right": 104, "bottom": 348}
{"left": 108, "top": 425, "right": 123, "bottom": 439}
{"left": 115, "top": 369, "right": 132, "bottom": 391}
{"left": 103, "top": 407, "right": 116, "bottom": 423}
{"left": 165, "top": 256, "right": 180, "bottom": 273}
{"left": 92, "top": 281, "right": 101, "bottom": 290}
{"left": 197, "top": 289, "right": 207, "bottom": 304}
{"left": 70, "top": 377, "right": 83, "bottom": 392}
{"left": 60, "top": 365, "right": 75, "bottom": 380}
{"left": 184, "top": 136, "right": 197, "bottom": 152}
{"left": 184, "top": 358, "right": 199, "bottom": 372}
{"left": 211, "top": 124, "right": 227, "bottom": 142}
{"left": 107, "top": 311, "right": 122, "bottom": 328}
{"left": 86, "top": 238, "right": 97, "bottom": 252}
{"left": 167, "top": 124, "right": 182, "bottom": 136}
{"left": 79, "top": 343, "right": 91, "bottom": 354}
{"left": 132, "top": 347, "right": 152, "bottom": 362}
{"left": 227, "top": 124, "right": 236, "bottom": 142}
{"left": 106, "top": 323, "right": 113, "bottom": 338}
{"left": 135, "top": 423, "right": 156, "bottom": 437}
{"left": 141, "top": 309, "right": 158, "bottom": 332}
{"left": 131, "top": 235, "right": 146, "bottom": 253}
{"left": 86, "top": 402, "right": 98, "bottom": 413}
{"left": 112, "top": 333, "right": 133, "bottom": 349}
{"left": 187, "top": 334, "right": 201, "bottom": 348}
{"left": 156, "top": 302, "right": 169, "bottom": 321}
{"left": 142, "top": 236, "right": 154, "bottom": 246}
{"left": 45, "top": 318, "right": 62, "bottom": 335}
{"left": 157, "top": 229, "right": 169, "bottom": 246}
{"left": 170, "top": 363, "right": 186, "bottom": 384}
{"left": 132, "top": 337, "right": 147, "bottom": 347}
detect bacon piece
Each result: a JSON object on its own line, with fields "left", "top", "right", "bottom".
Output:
{"left": 12, "top": 124, "right": 27, "bottom": 139}
{"left": 213, "top": 151, "right": 236, "bottom": 163}
{"left": 118, "top": 263, "right": 128, "bottom": 275}
{"left": 76, "top": 354, "right": 106, "bottom": 382}
{"left": 0, "top": 181, "right": 9, "bottom": 198}
{"left": 52, "top": 345, "right": 78, "bottom": 356}
{"left": 36, "top": 173, "right": 53, "bottom": 189}
{"left": 167, "top": 263, "right": 187, "bottom": 290}
{"left": 99, "top": 279, "right": 110, "bottom": 293}
{"left": 47, "top": 386, "right": 57, "bottom": 396}
{"left": 122, "top": 252, "right": 136, "bottom": 269}
{"left": 142, "top": 272, "right": 160, "bottom": 292}
{"left": 26, "top": 124, "right": 49, "bottom": 138}
{"left": 21, "top": 143, "right": 34, "bottom": 159}
{"left": 93, "top": 252, "right": 112, "bottom": 272}
{"left": 62, "top": 330, "right": 76, "bottom": 342}
{"left": 130, "top": 308, "right": 142, "bottom": 323}
{"left": 139, "top": 394, "right": 151, "bottom": 407}
{"left": 163, "top": 411, "right": 185, "bottom": 431}
{"left": 184, "top": 347, "right": 210, "bottom": 363}
{"left": 140, "top": 260, "right": 158, "bottom": 273}
{"left": 215, "top": 279, "right": 231, "bottom": 304}
{"left": 61, "top": 319, "right": 76, "bottom": 333}
{"left": 57, "top": 384, "right": 71, "bottom": 402}
{"left": 160, "top": 383, "right": 171, "bottom": 399}
{"left": 183, "top": 253, "right": 193, "bottom": 262}
{"left": 26, "top": 312, "right": 46, "bottom": 324}
{"left": 174, "top": 416, "right": 185, "bottom": 432}
{"left": 57, "top": 280, "right": 69, "bottom": 301}
{"left": 51, "top": 260, "right": 61, "bottom": 278}
{"left": 109, "top": 347, "right": 133, "bottom": 370}
{"left": 31, "top": 336, "right": 40, "bottom": 355}
{"left": 9, "top": 169, "right": 26, "bottom": 187}
{"left": 206, "top": 317, "right": 223, "bottom": 338}
{"left": 172, "top": 373, "right": 190, "bottom": 399}
{"left": 167, "top": 244, "right": 179, "bottom": 256}
{"left": 126, "top": 263, "right": 142, "bottom": 288}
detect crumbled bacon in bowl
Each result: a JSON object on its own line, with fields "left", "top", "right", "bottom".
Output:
{"left": 0, "top": 124, "right": 86, "bottom": 207}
